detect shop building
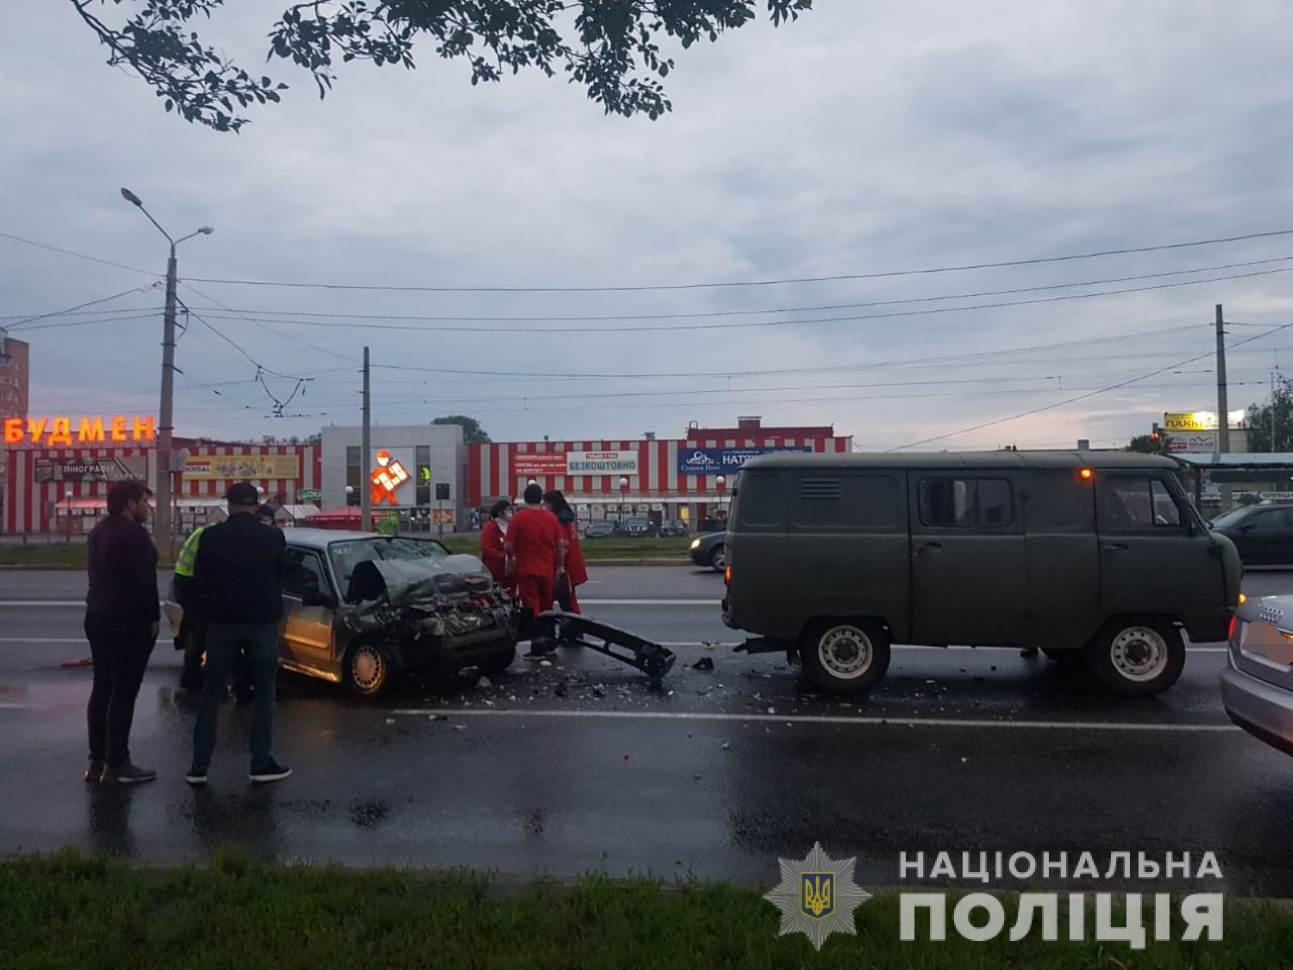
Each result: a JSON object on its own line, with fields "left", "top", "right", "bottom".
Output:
{"left": 321, "top": 423, "right": 467, "bottom": 531}
{"left": 466, "top": 417, "right": 851, "bottom": 530}
{"left": 2, "top": 416, "right": 319, "bottom": 535}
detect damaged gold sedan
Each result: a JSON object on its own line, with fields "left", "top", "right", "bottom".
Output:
{"left": 164, "top": 529, "right": 518, "bottom": 698}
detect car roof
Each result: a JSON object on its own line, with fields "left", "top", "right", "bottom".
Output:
{"left": 284, "top": 528, "right": 443, "bottom": 551}
{"left": 742, "top": 450, "right": 1179, "bottom": 471}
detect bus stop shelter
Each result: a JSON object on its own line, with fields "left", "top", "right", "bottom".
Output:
{"left": 1171, "top": 452, "right": 1293, "bottom": 508}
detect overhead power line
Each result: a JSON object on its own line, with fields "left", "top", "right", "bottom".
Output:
{"left": 179, "top": 227, "right": 1293, "bottom": 293}
{"left": 4, "top": 286, "right": 162, "bottom": 331}
{"left": 177, "top": 256, "right": 1293, "bottom": 324}
{"left": 0, "top": 231, "right": 159, "bottom": 278}
{"left": 189, "top": 266, "right": 1293, "bottom": 335}
{"left": 890, "top": 321, "right": 1293, "bottom": 450}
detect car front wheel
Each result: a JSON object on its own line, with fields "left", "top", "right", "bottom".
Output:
{"left": 345, "top": 642, "right": 391, "bottom": 698}
{"left": 1085, "top": 618, "right": 1185, "bottom": 696}
{"left": 799, "top": 620, "right": 891, "bottom": 694}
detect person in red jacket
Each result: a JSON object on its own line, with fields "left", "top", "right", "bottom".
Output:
{"left": 543, "top": 490, "right": 586, "bottom": 615}
{"left": 505, "top": 483, "right": 565, "bottom": 658}
{"left": 479, "top": 499, "right": 512, "bottom": 587}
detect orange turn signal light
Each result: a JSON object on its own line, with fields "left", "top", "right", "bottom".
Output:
{"left": 1079, "top": 468, "right": 1094, "bottom": 481}
{"left": 1239, "top": 592, "right": 1247, "bottom": 605}
{"left": 724, "top": 565, "right": 732, "bottom": 584}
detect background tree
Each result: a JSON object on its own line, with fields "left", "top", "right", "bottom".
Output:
{"left": 70, "top": 0, "right": 814, "bottom": 132}
{"left": 1245, "top": 375, "right": 1293, "bottom": 452}
{"left": 433, "top": 414, "right": 491, "bottom": 444}
{"left": 1126, "top": 432, "right": 1172, "bottom": 455}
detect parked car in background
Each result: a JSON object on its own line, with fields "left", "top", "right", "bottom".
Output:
{"left": 1210, "top": 502, "right": 1293, "bottom": 566}
{"left": 163, "top": 529, "right": 517, "bottom": 699}
{"left": 583, "top": 520, "right": 617, "bottom": 539}
{"left": 690, "top": 532, "right": 727, "bottom": 571}
{"left": 1222, "top": 593, "right": 1293, "bottom": 756}
{"left": 615, "top": 517, "right": 656, "bottom": 538}
{"left": 658, "top": 520, "right": 690, "bottom": 537}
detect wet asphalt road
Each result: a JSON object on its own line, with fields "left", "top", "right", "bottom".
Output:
{"left": 3, "top": 565, "right": 1293, "bottom": 895}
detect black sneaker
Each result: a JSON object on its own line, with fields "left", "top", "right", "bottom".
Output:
{"left": 249, "top": 761, "right": 292, "bottom": 784}
{"left": 85, "top": 760, "right": 104, "bottom": 783}
{"left": 185, "top": 767, "right": 209, "bottom": 787}
{"left": 101, "top": 762, "right": 158, "bottom": 785}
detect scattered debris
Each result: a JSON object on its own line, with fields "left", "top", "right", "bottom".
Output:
{"left": 925, "top": 679, "right": 936, "bottom": 685}
{"left": 691, "top": 657, "right": 715, "bottom": 672}
{"left": 693, "top": 774, "right": 702, "bottom": 781}
{"left": 592, "top": 685, "right": 607, "bottom": 699}
{"left": 385, "top": 718, "right": 396, "bottom": 725}
{"left": 767, "top": 707, "right": 776, "bottom": 715}
{"left": 453, "top": 724, "right": 467, "bottom": 731}
{"left": 540, "top": 660, "right": 553, "bottom": 668}
{"left": 431, "top": 714, "right": 448, "bottom": 722}
{"left": 476, "top": 675, "right": 493, "bottom": 689}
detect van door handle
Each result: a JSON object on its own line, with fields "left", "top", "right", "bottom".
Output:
{"left": 1102, "top": 542, "right": 1128, "bottom": 552}
{"left": 916, "top": 541, "right": 942, "bottom": 554}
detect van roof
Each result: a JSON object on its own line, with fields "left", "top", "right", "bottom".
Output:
{"left": 742, "top": 450, "right": 1180, "bottom": 471}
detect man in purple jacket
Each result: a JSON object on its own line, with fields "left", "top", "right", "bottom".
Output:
{"left": 84, "top": 479, "right": 160, "bottom": 785}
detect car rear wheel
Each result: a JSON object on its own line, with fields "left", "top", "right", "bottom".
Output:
{"left": 1085, "top": 618, "right": 1184, "bottom": 696}
{"left": 345, "top": 642, "right": 391, "bottom": 698}
{"left": 708, "top": 544, "right": 727, "bottom": 572}
{"left": 799, "top": 620, "right": 891, "bottom": 695}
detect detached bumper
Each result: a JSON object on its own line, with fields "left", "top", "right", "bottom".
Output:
{"left": 1221, "top": 658, "right": 1293, "bottom": 757}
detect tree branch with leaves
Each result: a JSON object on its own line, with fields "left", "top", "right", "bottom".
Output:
{"left": 71, "top": 0, "right": 813, "bottom": 131}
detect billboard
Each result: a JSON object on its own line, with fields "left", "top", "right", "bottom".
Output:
{"left": 34, "top": 455, "right": 147, "bottom": 483}
{"left": 512, "top": 453, "right": 569, "bottom": 477}
{"left": 370, "top": 447, "right": 416, "bottom": 506}
{"left": 183, "top": 453, "right": 301, "bottom": 481}
{"left": 1163, "top": 410, "right": 1245, "bottom": 433}
{"left": 566, "top": 450, "right": 639, "bottom": 475}
{"left": 677, "top": 446, "right": 812, "bottom": 475}
{"left": 1168, "top": 432, "right": 1217, "bottom": 453}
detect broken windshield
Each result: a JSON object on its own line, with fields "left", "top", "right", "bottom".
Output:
{"left": 328, "top": 537, "right": 449, "bottom": 591}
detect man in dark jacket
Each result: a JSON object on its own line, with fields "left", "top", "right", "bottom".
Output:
{"left": 186, "top": 482, "right": 291, "bottom": 785}
{"left": 84, "top": 479, "right": 160, "bottom": 785}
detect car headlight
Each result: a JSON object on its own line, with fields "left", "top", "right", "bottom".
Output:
{"left": 689, "top": 539, "right": 701, "bottom": 551}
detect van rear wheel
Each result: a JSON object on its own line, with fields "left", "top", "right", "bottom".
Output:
{"left": 1085, "top": 618, "right": 1184, "bottom": 696}
{"left": 800, "top": 620, "right": 891, "bottom": 695}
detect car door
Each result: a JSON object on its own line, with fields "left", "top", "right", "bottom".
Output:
{"left": 1096, "top": 473, "right": 1218, "bottom": 617}
{"left": 910, "top": 471, "right": 1028, "bottom": 646}
{"left": 1228, "top": 508, "right": 1290, "bottom": 565}
{"left": 1022, "top": 468, "right": 1101, "bottom": 649}
{"left": 280, "top": 546, "right": 335, "bottom": 668}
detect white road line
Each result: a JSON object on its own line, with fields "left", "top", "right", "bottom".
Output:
{"left": 391, "top": 707, "right": 1239, "bottom": 733}
{"left": 0, "top": 601, "right": 85, "bottom": 607}
{"left": 582, "top": 599, "right": 717, "bottom": 606}
{"left": 0, "top": 703, "right": 41, "bottom": 710}
{"left": 0, "top": 637, "right": 86, "bottom": 644}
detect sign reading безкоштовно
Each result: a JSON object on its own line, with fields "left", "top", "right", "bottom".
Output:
{"left": 566, "top": 450, "right": 639, "bottom": 475}
{"left": 677, "top": 446, "right": 812, "bottom": 474}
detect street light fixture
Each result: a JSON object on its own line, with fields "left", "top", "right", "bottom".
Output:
{"left": 716, "top": 474, "right": 727, "bottom": 521}
{"left": 120, "top": 187, "right": 213, "bottom": 562}
{"left": 618, "top": 475, "right": 629, "bottom": 523}
{"left": 64, "top": 489, "right": 74, "bottom": 544}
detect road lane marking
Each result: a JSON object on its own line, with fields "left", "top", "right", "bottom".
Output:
{"left": 391, "top": 707, "right": 1239, "bottom": 732}
{"left": 0, "top": 638, "right": 87, "bottom": 644}
{"left": 0, "top": 601, "right": 85, "bottom": 607}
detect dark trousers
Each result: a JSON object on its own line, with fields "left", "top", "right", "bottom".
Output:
{"left": 191, "top": 621, "right": 279, "bottom": 772}
{"left": 85, "top": 613, "right": 155, "bottom": 766}
{"left": 179, "top": 620, "right": 253, "bottom": 695}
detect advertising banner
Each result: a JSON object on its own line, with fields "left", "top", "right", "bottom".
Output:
{"left": 512, "top": 453, "right": 569, "bottom": 477}
{"left": 370, "top": 447, "right": 416, "bottom": 506}
{"left": 183, "top": 453, "right": 301, "bottom": 481}
{"left": 677, "top": 446, "right": 812, "bottom": 475}
{"left": 566, "top": 450, "right": 639, "bottom": 475}
{"left": 34, "top": 455, "right": 147, "bottom": 483}
{"left": 1163, "top": 410, "right": 1245, "bottom": 432}
{"left": 1168, "top": 432, "right": 1217, "bottom": 452}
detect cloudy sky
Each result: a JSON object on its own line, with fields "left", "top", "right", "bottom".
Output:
{"left": 4, "top": 0, "right": 1293, "bottom": 450}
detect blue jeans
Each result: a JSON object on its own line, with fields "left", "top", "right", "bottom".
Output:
{"left": 191, "top": 621, "right": 279, "bottom": 773}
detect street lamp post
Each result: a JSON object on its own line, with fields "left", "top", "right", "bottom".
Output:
{"left": 618, "top": 476, "right": 629, "bottom": 523}
{"left": 64, "top": 490, "right": 73, "bottom": 544}
{"left": 716, "top": 475, "right": 726, "bottom": 523}
{"left": 120, "top": 187, "right": 213, "bottom": 562}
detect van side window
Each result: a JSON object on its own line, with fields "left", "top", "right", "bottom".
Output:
{"left": 1024, "top": 470, "right": 1094, "bottom": 532}
{"left": 734, "top": 471, "right": 784, "bottom": 529}
{"left": 791, "top": 473, "right": 901, "bottom": 530}
{"left": 1098, "top": 478, "right": 1184, "bottom": 531}
{"left": 917, "top": 478, "right": 1013, "bottom": 528}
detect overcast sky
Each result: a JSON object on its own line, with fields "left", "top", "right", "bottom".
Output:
{"left": 4, "top": 0, "right": 1293, "bottom": 450}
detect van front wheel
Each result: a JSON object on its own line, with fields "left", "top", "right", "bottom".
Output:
{"left": 800, "top": 620, "right": 891, "bottom": 695}
{"left": 1086, "top": 619, "right": 1184, "bottom": 696}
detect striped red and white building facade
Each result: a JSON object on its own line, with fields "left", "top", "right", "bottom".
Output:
{"left": 3, "top": 439, "right": 321, "bottom": 535}
{"left": 467, "top": 419, "right": 852, "bottom": 526}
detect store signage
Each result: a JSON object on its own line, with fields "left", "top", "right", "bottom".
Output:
{"left": 512, "top": 453, "right": 569, "bottom": 477}
{"left": 34, "top": 455, "right": 147, "bottom": 483}
{"left": 1163, "top": 410, "right": 1245, "bottom": 432}
{"left": 1168, "top": 432, "right": 1216, "bottom": 453}
{"left": 371, "top": 449, "right": 412, "bottom": 506}
{"left": 3, "top": 415, "right": 155, "bottom": 446}
{"left": 183, "top": 453, "right": 302, "bottom": 481}
{"left": 567, "top": 450, "right": 639, "bottom": 475}
{"left": 297, "top": 488, "right": 322, "bottom": 502}
{"left": 677, "top": 446, "right": 812, "bottom": 474}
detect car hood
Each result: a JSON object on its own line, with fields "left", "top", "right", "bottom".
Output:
{"left": 346, "top": 555, "right": 493, "bottom": 606}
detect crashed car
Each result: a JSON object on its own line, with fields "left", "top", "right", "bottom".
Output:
{"left": 163, "top": 528, "right": 518, "bottom": 698}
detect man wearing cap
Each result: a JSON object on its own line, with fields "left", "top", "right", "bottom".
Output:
{"left": 187, "top": 482, "right": 291, "bottom": 785}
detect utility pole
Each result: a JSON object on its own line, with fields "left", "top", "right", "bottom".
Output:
{"left": 1215, "top": 304, "right": 1230, "bottom": 457}
{"left": 361, "top": 345, "right": 372, "bottom": 532}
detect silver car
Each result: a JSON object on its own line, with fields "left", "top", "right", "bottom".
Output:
{"left": 164, "top": 529, "right": 518, "bottom": 699}
{"left": 1221, "top": 593, "right": 1293, "bottom": 755}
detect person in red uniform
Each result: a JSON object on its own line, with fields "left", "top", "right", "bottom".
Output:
{"left": 543, "top": 490, "right": 586, "bottom": 615}
{"left": 505, "top": 483, "right": 565, "bottom": 658}
{"left": 479, "top": 499, "right": 512, "bottom": 587}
